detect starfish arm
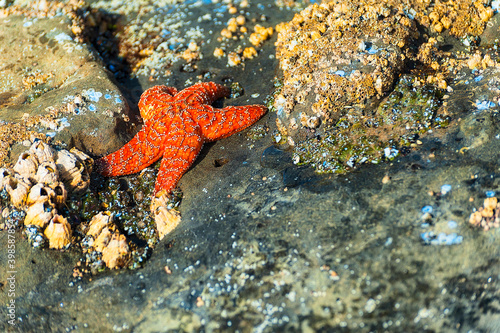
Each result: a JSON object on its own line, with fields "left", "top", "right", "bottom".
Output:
{"left": 95, "top": 122, "right": 165, "bottom": 176}
{"left": 175, "top": 82, "right": 230, "bottom": 106}
{"left": 154, "top": 124, "right": 204, "bottom": 196}
{"left": 138, "top": 86, "right": 179, "bottom": 121}
{"left": 194, "top": 104, "right": 267, "bottom": 141}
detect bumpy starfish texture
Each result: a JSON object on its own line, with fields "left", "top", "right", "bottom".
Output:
{"left": 95, "top": 82, "right": 267, "bottom": 197}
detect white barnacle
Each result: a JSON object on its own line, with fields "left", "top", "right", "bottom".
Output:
{"left": 44, "top": 214, "right": 72, "bottom": 249}
{"left": 5, "top": 174, "right": 31, "bottom": 207}
{"left": 35, "top": 161, "right": 59, "bottom": 185}
{"left": 13, "top": 152, "right": 38, "bottom": 179}
{"left": 24, "top": 200, "right": 54, "bottom": 228}
{"left": 29, "top": 140, "right": 55, "bottom": 163}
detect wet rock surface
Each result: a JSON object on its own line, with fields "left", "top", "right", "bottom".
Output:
{"left": 0, "top": 0, "right": 500, "bottom": 332}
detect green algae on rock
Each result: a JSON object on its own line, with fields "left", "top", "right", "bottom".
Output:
{"left": 290, "top": 74, "right": 448, "bottom": 173}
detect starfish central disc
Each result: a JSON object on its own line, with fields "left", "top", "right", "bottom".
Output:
{"left": 95, "top": 82, "right": 267, "bottom": 197}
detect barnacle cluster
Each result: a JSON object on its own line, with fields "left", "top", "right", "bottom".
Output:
{"left": 408, "top": 0, "right": 494, "bottom": 37}
{"left": 1, "top": 140, "right": 183, "bottom": 272}
{"left": 80, "top": 212, "right": 131, "bottom": 270}
{"left": 216, "top": 12, "right": 274, "bottom": 67}
{"left": 66, "top": 164, "right": 182, "bottom": 273}
{"left": 469, "top": 197, "right": 500, "bottom": 231}
{"left": 0, "top": 140, "right": 92, "bottom": 249}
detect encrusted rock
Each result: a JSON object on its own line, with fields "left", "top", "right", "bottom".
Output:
{"left": 470, "top": 197, "right": 500, "bottom": 231}
{"left": 152, "top": 194, "right": 181, "bottom": 240}
{"left": 275, "top": 1, "right": 416, "bottom": 140}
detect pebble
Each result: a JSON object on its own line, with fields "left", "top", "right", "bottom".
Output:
{"left": 440, "top": 184, "right": 452, "bottom": 194}
{"left": 384, "top": 148, "right": 399, "bottom": 159}
{"left": 486, "top": 191, "right": 496, "bottom": 198}
{"left": 421, "top": 231, "right": 463, "bottom": 245}
{"left": 476, "top": 100, "right": 496, "bottom": 110}
{"left": 421, "top": 205, "right": 433, "bottom": 213}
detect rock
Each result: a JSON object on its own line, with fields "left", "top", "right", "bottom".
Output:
{"left": 274, "top": 1, "right": 422, "bottom": 172}
{"left": 273, "top": 0, "right": 499, "bottom": 174}
{"left": 274, "top": 1, "right": 416, "bottom": 140}
{"left": 1, "top": 1, "right": 499, "bottom": 332}
{"left": 0, "top": 13, "right": 130, "bottom": 166}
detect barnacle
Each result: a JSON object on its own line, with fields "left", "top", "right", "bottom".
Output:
{"left": 13, "top": 152, "right": 38, "bottom": 179}
{"left": 35, "top": 161, "right": 59, "bottom": 185}
{"left": 44, "top": 214, "right": 72, "bottom": 249}
{"left": 29, "top": 140, "right": 55, "bottom": 163}
{"left": 24, "top": 200, "right": 54, "bottom": 228}
{"left": 83, "top": 212, "right": 131, "bottom": 269}
{"left": 5, "top": 174, "right": 31, "bottom": 207}
{"left": 55, "top": 148, "right": 92, "bottom": 193}
{"left": 26, "top": 183, "right": 55, "bottom": 206}
{"left": 50, "top": 182, "right": 67, "bottom": 207}
{"left": 101, "top": 233, "right": 130, "bottom": 269}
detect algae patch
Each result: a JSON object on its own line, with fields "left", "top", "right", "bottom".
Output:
{"left": 293, "top": 75, "right": 448, "bottom": 173}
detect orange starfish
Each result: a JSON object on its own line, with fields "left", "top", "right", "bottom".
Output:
{"left": 95, "top": 82, "right": 267, "bottom": 197}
